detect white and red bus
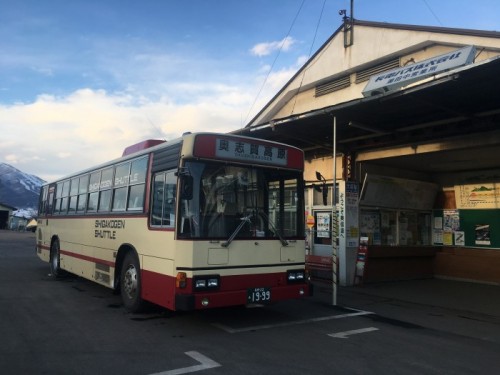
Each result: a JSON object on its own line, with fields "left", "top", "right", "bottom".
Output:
{"left": 36, "top": 132, "right": 310, "bottom": 311}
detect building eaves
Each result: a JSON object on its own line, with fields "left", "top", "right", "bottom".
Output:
{"left": 246, "top": 19, "right": 500, "bottom": 129}
{"left": 235, "top": 55, "right": 500, "bottom": 157}
{"left": 242, "top": 55, "right": 500, "bottom": 131}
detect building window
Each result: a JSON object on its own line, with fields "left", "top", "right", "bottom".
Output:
{"left": 360, "top": 208, "right": 431, "bottom": 246}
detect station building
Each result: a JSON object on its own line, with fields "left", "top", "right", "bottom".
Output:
{"left": 236, "top": 19, "right": 500, "bottom": 286}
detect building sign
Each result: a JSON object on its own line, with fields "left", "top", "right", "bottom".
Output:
{"left": 215, "top": 138, "right": 287, "bottom": 166}
{"left": 339, "top": 181, "right": 359, "bottom": 248}
{"left": 362, "top": 45, "right": 476, "bottom": 97}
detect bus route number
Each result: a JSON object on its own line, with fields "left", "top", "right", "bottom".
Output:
{"left": 247, "top": 287, "right": 271, "bottom": 303}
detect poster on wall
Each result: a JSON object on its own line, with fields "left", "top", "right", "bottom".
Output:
{"left": 360, "top": 211, "right": 379, "bottom": 245}
{"left": 443, "top": 231, "right": 453, "bottom": 246}
{"left": 433, "top": 229, "right": 443, "bottom": 245}
{"left": 443, "top": 210, "right": 460, "bottom": 231}
{"left": 455, "top": 183, "right": 500, "bottom": 209}
{"left": 475, "top": 224, "right": 491, "bottom": 245}
{"left": 316, "top": 212, "right": 330, "bottom": 238}
{"left": 454, "top": 231, "right": 465, "bottom": 246}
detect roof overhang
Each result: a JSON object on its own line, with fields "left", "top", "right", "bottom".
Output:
{"left": 234, "top": 56, "right": 500, "bottom": 172}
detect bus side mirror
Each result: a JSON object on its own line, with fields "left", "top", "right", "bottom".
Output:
{"left": 180, "top": 175, "right": 193, "bottom": 200}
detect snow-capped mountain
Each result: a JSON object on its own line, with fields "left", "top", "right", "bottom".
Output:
{"left": 0, "top": 163, "right": 45, "bottom": 210}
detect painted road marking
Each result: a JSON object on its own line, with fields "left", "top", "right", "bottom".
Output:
{"left": 149, "top": 351, "right": 221, "bottom": 375}
{"left": 213, "top": 309, "right": 374, "bottom": 333}
{"left": 328, "top": 327, "right": 379, "bottom": 339}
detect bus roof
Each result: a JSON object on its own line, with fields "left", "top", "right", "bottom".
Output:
{"left": 43, "top": 132, "right": 304, "bottom": 185}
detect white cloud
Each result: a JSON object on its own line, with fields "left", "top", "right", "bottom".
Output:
{"left": 0, "top": 87, "right": 252, "bottom": 181}
{"left": 251, "top": 55, "right": 307, "bottom": 102}
{"left": 5, "top": 154, "right": 19, "bottom": 164}
{"left": 31, "top": 66, "right": 54, "bottom": 76}
{"left": 250, "top": 36, "right": 296, "bottom": 57}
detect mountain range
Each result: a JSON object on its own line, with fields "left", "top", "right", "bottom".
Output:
{"left": 0, "top": 163, "right": 45, "bottom": 211}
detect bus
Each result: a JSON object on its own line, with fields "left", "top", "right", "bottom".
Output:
{"left": 36, "top": 132, "right": 311, "bottom": 311}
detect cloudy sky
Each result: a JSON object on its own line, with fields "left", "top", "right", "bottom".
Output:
{"left": 1, "top": 0, "right": 499, "bottom": 181}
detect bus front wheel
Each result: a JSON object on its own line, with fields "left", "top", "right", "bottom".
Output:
{"left": 49, "top": 240, "right": 62, "bottom": 278}
{"left": 120, "top": 252, "right": 144, "bottom": 312}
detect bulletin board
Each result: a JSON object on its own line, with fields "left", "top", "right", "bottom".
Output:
{"left": 433, "top": 209, "right": 500, "bottom": 249}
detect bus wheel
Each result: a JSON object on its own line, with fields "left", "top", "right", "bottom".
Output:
{"left": 120, "top": 252, "right": 144, "bottom": 312}
{"left": 49, "top": 240, "right": 62, "bottom": 278}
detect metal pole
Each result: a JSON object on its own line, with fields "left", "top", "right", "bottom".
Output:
{"left": 332, "top": 116, "right": 338, "bottom": 306}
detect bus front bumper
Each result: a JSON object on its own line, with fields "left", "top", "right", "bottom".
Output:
{"left": 175, "top": 283, "right": 312, "bottom": 311}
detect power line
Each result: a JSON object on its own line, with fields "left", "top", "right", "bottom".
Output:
{"left": 421, "top": 0, "right": 443, "bottom": 26}
{"left": 243, "top": 0, "right": 306, "bottom": 126}
{"left": 289, "top": 0, "right": 327, "bottom": 116}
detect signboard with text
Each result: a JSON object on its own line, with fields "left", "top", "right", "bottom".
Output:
{"left": 363, "top": 45, "right": 476, "bottom": 97}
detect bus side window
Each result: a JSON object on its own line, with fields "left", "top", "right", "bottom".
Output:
{"left": 151, "top": 171, "right": 176, "bottom": 228}
{"left": 151, "top": 173, "right": 165, "bottom": 226}
{"left": 164, "top": 171, "right": 177, "bottom": 226}
{"left": 180, "top": 175, "right": 193, "bottom": 200}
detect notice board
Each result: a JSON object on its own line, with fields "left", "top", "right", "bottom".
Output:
{"left": 433, "top": 209, "right": 500, "bottom": 249}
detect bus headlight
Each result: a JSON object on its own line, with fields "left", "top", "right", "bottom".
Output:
{"left": 207, "top": 278, "right": 219, "bottom": 288}
{"left": 195, "top": 279, "right": 207, "bottom": 289}
{"left": 287, "top": 270, "right": 305, "bottom": 283}
{"left": 193, "top": 275, "right": 220, "bottom": 291}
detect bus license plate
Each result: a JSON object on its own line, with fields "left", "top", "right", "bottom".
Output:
{"left": 247, "top": 287, "right": 271, "bottom": 303}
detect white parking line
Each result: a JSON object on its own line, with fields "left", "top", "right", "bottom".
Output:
{"left": 213, "top": 309, "right": 374, "bottom": 333}
{"left": 328, "top": 327, "right": 379, "bottom": 339}
{"left": 149, "top": 351, "right": 221, "bottom": 375}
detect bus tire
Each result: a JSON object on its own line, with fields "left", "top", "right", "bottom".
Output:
{"left": 49, "top": 239, "right": 63, "bottom": 278}
{"left": 120, "top": 252, "right": 144, "bottom": 312}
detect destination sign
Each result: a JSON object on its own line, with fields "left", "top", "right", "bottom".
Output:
{"left": 215, "top": 138, "right": 288, "bottom": 166}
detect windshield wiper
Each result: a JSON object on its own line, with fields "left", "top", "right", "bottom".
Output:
{"left": 258, "top": 209, "right": 288, "bottom": 246}
{"left": 221, "top": 214, "right": 252, "bottom": 248}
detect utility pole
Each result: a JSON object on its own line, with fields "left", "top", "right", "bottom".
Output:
{"left": 331, "top": 116, "right": 338, "bottom": 305}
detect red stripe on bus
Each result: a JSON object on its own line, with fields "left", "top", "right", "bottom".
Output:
{"left": 39, "top": 214, "right": 148, "bottom": 219}
{"left": 60, "top": 249, "right": 115, "bottom": 268}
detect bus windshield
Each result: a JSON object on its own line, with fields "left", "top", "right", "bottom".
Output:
{"left": 178, "top": 161, "right": 304, "bottom": 241}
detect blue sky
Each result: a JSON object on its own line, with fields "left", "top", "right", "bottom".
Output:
{"left": 1, "top": 0, "right": 499, "bottom": 181}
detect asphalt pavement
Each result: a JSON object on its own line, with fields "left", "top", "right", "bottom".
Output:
{"left": 2, "top": 229, "right": 500, "bottom": 374}
{"left": 314, "top": 277, "right": 500, "bottom": 344}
